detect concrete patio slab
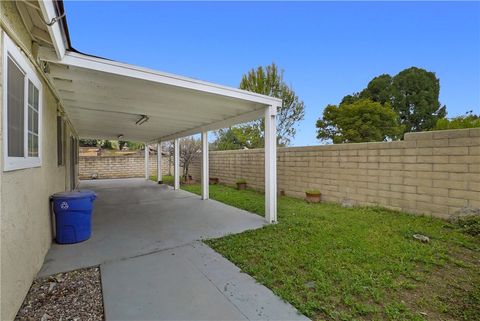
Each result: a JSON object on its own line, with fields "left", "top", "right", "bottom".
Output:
{"left": 37, "top": 178, "right": 309, "bottom": 320}
{"left": 101, "top": 242, "right": 309, "bottom": 321}
{"left": 39, "top": 178, "right": 265, "bottom": 277}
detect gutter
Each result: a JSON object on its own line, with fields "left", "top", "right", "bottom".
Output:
{"left": 54, "top": 0, "right": 113, "bottom": 60}
{"left": 53, "top": 0, "right": 72, "bottom": 51}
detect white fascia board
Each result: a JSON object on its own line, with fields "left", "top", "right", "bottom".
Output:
{"left": 39, "top": 48, "right": 282, "bottom": 107}
{"left": 38, "top": 1, "right": 66, "bottom": 59}
{"left": 154, "top": 108, "right": 265, "bottom": 142}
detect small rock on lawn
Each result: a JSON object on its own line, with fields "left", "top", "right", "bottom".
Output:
{"left": 413, "top": 234, "right": 430, "bottom": 243}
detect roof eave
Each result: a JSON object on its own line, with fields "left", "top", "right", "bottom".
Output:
{"left": 37, "top": 0, "right": 68, "bottom": 59}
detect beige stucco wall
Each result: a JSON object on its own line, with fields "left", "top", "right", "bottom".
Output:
{"left": 1, "top": 2, "right": 76, "bottom": 320}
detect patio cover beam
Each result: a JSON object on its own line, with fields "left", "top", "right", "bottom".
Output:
{"left": 201, "top": 132, "right": 209, "bottom": 200}
{"left": 154, "top": 109, "right": 266, "bottom": 143}
{"left": 157, "top": 142, "right": 163, "bottom": 184}
{"left": 264, "top": 105, "right": 277, "bottom": 223}
{"left": 174, "top": 139, "right": 180, "bottom": 190}
{"left": 145, "top": 143, "right": 149, "bottom": 180}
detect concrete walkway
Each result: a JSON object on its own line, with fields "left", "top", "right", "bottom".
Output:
{"left": 39, "top": 179, "right": 309, "bottom": 321}
{"left": 39, "top": 178, "right": 266, "bottom": 276}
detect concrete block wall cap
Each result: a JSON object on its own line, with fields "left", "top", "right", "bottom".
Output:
{"left": 433, "top": 128, "right": 471, "bottom": 139}
{"left": 366, "top": 141, "right": 391, "bottom": 149}
{"left": 404, "top": 131, "right": 434, "bottom": 141}
{"left": 211, "top": 149, "right": 264, "bottom": 155}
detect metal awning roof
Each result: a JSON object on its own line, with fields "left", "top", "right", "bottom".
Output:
{"left": 39, "top": 49, "right": 281, "bottom": 142}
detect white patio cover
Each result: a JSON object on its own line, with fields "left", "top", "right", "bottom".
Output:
{"left": 39, "top": 48, "right": 279, "bottom": 223}
{"left": 39, "top": 49, "right": 281, "bottom": 142}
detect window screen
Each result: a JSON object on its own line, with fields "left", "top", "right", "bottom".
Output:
{"left": 27, "top": 80, "right": 39, "bottom": 157}
{"left": 7, "top": 57, "right": 25, "bottom": 157}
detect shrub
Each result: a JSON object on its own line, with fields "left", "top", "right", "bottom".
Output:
{"left": 455, "top": 215, "right": 480, "bottom": 236}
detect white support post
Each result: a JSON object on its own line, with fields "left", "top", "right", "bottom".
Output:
{"left": 264, "top": 105, "right": 277, "bottom": 223}
{"left": 201, "top": 131, "right": 209, "bottom": 200}
{"left": 144, "top": 143, "right": 149, "bottom": 180}
{"left": 157, "top": 142, "right": 163, "bottom": 184}
{"left": 174, "top": 138, "right": 180, "bottom": 190}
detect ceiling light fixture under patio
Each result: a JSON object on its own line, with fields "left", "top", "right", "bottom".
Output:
{"left": 136, "top": 115, "right": 149, "bottom": 126}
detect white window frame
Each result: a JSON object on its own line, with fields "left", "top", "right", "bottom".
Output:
{"left": 3, "top": 33, "right": 43, "bottom": 171}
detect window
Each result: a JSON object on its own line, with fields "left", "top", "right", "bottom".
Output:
{"left": 3, "top": 34, "right": 42, "bottom": 171}
{"left": 7, "top": 58, "right": 24, "bottom": 157}
{"left": 57, "top": 116, "right": 64, "bottom": 166}
{"left": 28, "top": 81, "right": 39, "bottom": 157}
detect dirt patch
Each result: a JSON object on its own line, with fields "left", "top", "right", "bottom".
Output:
{"left": 392, "top": 245, "right": 480, "bottom": 321}
{"left": 15, "top": 267, "right": 104, "bottom": 321}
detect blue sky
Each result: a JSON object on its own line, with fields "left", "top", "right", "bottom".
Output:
{"left": 64, "top": 1, "right": 480, "bottom": 146}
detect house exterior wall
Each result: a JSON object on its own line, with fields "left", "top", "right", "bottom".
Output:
{"left": 188, "top": 128, "right": 480, "bottom": 219}
{"left": 1, "top": 3, "right": 76, "bottom": 320}
{"left": 79, "top": 155, "right": 172, "bottom": 179}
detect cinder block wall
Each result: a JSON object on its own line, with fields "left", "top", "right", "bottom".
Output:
{"left": 192, "top": 128, "right": 479, "bottom": 219}
{"left": 79, "top": 155, "right": 172, "bottom": 179}
{"left": 79, "top": 129, "right": 479, "bottom": 219}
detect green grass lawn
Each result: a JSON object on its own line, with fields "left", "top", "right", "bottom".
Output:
{"left": 149, "top": 175, "right": 174, "bottom": 186}
{"left": 180, "top": 183, "right": 480, "bottom": 321}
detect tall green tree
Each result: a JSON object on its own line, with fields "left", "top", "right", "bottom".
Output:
{"left": 359, "top": 74, "right": 393, "bottom": 105}
{"left": 340, "top": 93, "right": 360, "bottom": 105}
{"left": 214, "top": 63, "right": 305, "bottom": 150}
{"left": 316, "top": 99, "right": 403, "bottom": 143}
{"left": 240, "top": 63, "right": 305, "bottom": 146}
{"left": 339, "top": 67, "right": 447, "bottom": 133}
{"left": 391, "top": 67, "right": 446, "bottom": 132}
{"left": 434, "top": 112, "right": 480, "bottom": 130}
{"left": 213, "top": 126, "right": 263, "bottom": 150}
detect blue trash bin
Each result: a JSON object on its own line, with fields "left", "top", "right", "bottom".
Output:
{"left": 51, "top": 190, "right": 97, "bottom": 244}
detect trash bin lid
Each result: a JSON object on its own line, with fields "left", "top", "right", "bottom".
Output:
{"left": 51, "top": 190, "right": 96, "bottom": 200}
